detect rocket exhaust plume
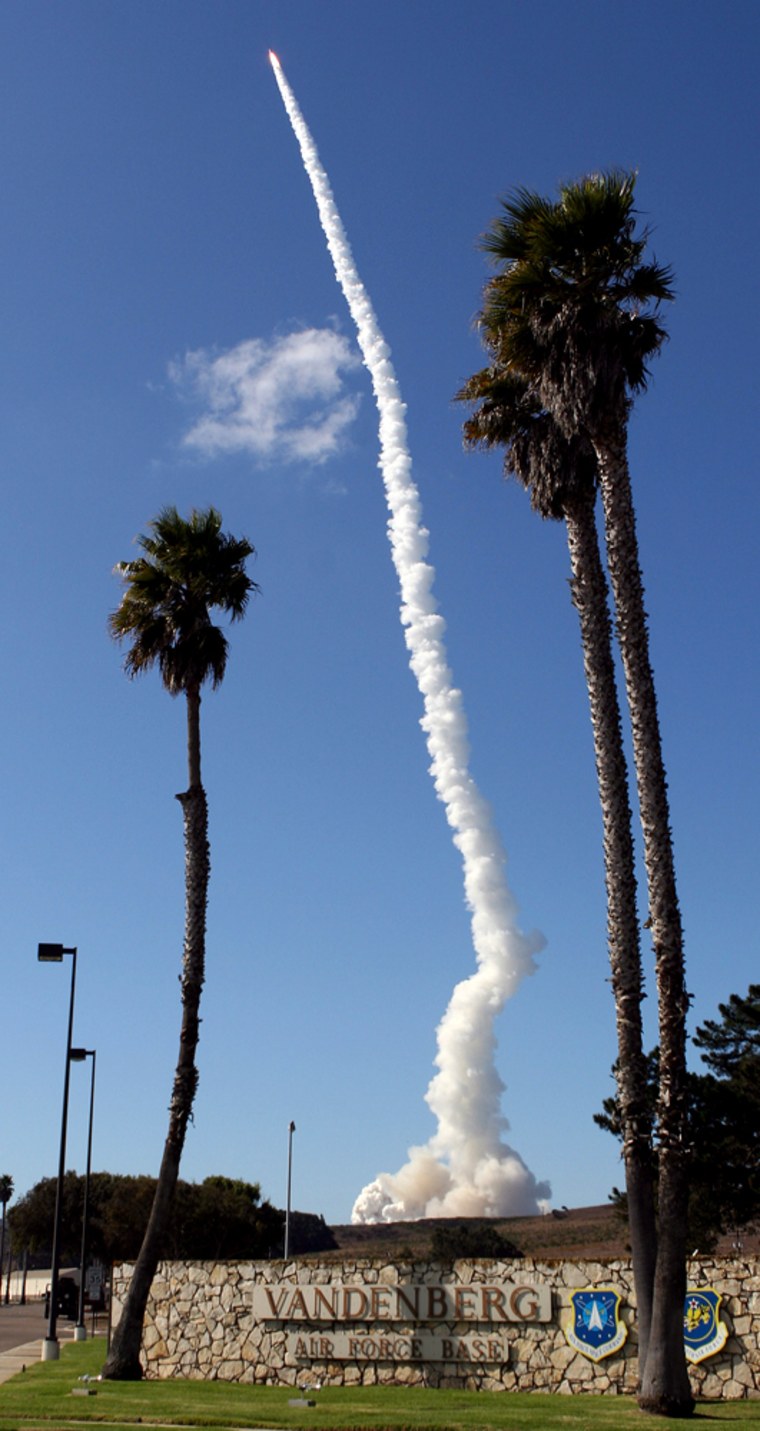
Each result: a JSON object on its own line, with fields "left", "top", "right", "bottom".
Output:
{"left": 270, "top": 52, "right": 550, "bottom": 1221}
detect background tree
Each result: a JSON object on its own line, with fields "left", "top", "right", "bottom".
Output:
{"left": 476, "top": 173, "right": 690, "bottom": 1415}
{"left": 9, "top": 1172, "right": 287, "bottom": 1265}
{"left": 457, "top": 361, "right": 656, "bottom": 1360}
{"left": 8, "top": 1173, "right": 79, "bottom": 1266}
{"left": 0, "top": 1176, "right": 13, "bottom": 1302}
{"left": 691, "top": 986, "right": 760, "bottom": 1245}
{"left": 88, "top": 1175, "right": 158, "bottom": 1264}
{"left": 103, "top": 506, "right": 257, "bottom": 1380}
{"left": 170, "top": 1177, "right": 284, "bottom": 1260}
{"left": 284, "top": 1210, "right": 338, "bottom": 1257}
{"left": 598, "top": 986, "right": 760, "bottom": 1251}
{"left": 430, "top": 1222, "right": 521, "bottom": 1261}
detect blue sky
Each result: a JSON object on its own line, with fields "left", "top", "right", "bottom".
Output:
{"left": 1, "top": 0, "right": 757, "bottom": 1229}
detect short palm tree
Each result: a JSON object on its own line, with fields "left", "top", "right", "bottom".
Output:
{"left": 457, "top": 363, "right": 656, "bottom": 1357}
{"left": 103, "top": 507, "right": 257, "bottom": 1380}
{"left": 477, "top": 173, "right": 690, "bottom": 1415}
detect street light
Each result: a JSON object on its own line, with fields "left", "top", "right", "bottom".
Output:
{"left": 284, "top": 1121, "right": 296, "bottom": 1259}
{"left": 69, "top": 1048, "right": 95, "bottom": 1342}
{"left": 38, "top": 943, "right": 77, "bottom": 1361}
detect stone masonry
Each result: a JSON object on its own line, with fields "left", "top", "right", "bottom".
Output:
{"left": 110, "top": 1254, "right": 760, "bottom": 1398}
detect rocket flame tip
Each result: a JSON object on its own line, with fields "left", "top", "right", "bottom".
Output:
{"left": 268, "top": 49, "right": 280, "bottom": 65}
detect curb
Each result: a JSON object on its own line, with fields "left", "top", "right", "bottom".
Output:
{"left": 0, "top": 1339, "right": 44, "bottom": 1385}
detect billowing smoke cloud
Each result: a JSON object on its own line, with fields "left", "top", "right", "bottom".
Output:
{"left": 169, "top": 329, "right": 360, "bottom": 465}
{"left": 270, "top": 52, "right": 550, "bottom": 1222}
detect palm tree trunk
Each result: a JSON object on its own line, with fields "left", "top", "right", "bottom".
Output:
{"left": 186, "top": 687, "right": 202, "bottom": 788}
{"left": 564, "top": 488, "right": 657, "bottom": 1373}
{"left": 592, "top": 419, "right": 693, "bottom": 1416}
{"left": 103, "top": 695, "right": 209, "bottom": 1380}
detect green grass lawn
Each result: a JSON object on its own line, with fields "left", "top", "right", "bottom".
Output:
{"left": 0, "top": 1339, "right": 758, "bottom": 1431}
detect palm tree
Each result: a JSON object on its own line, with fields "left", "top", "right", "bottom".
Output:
{"left": 0, "top": 1176, "right": 13, "bottom": 1302}
{"left": 477, "top": 173, "right": 691, "bottom": 1415}
{"left": 457, "top": 362, "right": 656, "bottom": 1364}
{"left": 102, "top": 506, "right": 257, "bottom": 1380}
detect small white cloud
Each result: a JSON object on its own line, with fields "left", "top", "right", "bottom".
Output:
{"left": 168, "top": 328, "right": 362, "bottom": 466}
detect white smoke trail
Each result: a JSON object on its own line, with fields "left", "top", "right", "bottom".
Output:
{"left": 270, "top": 52, "right": 550, "bottom": 1222}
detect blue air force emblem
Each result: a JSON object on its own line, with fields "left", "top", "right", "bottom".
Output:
{"left": 683, "top": 1288, "right": 728, "bottom": 1364}
{"left": 566, "top": 1287, "right": 627, "bottom": 1361}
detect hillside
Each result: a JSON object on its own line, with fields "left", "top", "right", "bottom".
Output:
{"left": 324, "top": 1204, "right": 759, "bottom": 1262}
{"left": 325, "top": 1205, "right": 625, "bottom": 1262}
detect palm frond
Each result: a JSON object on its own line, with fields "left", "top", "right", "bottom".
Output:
{"left": 472, "top": 170, "right": 674, "bottom": 436}
{"left": 110, "top": 507, "right": 258, "bottom": 696}
{"left": 456, "top": 358, "right": 597, "bottom": 520}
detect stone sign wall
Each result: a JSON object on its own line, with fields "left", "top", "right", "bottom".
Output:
{"left": 110, "top": 1253, "right": 760, "bottom": 1398}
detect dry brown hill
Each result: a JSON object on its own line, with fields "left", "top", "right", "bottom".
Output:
{"left": 326, "top": 1205, "right": 759, "bottom": 1262}
{"left": 328, "top": 1205, "right": 622, "bottom": 1261}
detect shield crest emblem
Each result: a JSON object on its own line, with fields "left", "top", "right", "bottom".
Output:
{"left": 683, "top": 1288, "right": 728, "bottom": 1363}
{"left": 565, "top": 1286, "right": 627, "bottom": 1361}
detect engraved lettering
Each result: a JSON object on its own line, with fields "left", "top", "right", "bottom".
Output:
{"left": 482, "top": 1287, "right": 508, "bottom": 1321}
{"left": 288, "top": 1288, "right": 309, "bottom": 1318}
{"left": 396, "top": 1286, "right": 420, "bottom": 1319}
{"left": 509, "top": 1285, "right": 540, "bottom": 1320}
{"left": 313, "top": 1287, "right": 339, "bottom": 1319}
{"left": 342, "top": 1287, "right": 370, "bottom": 1319}
{"left": 371, "top": 1287, "right": 392, "bottom": 1319}
{"left": 263, "top": 1287, "right": 288, "bottom": 1317}
{"left": 454, "top": 1286, "right": 477, "bottom": 1319}
{"left": 427, "top": 1286, "right": 448, "bottom": 1319}
{"left": 256, "top": 1279, "right": 549, "bottom": 1330}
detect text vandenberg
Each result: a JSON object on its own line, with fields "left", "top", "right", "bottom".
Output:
{"left": 252, "top": 1282, "right": 551, "bottom": 1324}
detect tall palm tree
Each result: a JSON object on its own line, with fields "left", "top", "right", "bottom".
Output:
{"left": 0, "top": 1176, "right": 13, "bottom": 1302}
{"left": 103, "top": 506, "right": 257, "bottom": 1380}
{"left": 477, "top": 173, "right": 691, "bottom": 1415}
{"left": 457, "top": 363, "right": 656, "bottom": 1362}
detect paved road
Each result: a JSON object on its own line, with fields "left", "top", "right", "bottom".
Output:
{"left": 0, "top": 1302, "right": 48, "bottom": 1355}
{"left": 0, "top": 1303, "right": 92, "bottom": 1384}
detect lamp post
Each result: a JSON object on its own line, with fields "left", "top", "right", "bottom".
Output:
{"left": 0, "top": 1176, "right": 12, "bottom": 1306}
{"left": 284, "top": 1121, "right": 296, "bottom": 1259}
{"left": 70, "top": 1048, "right": 95, "bottom": 1341}
{"left": 38, "top": 942, "right": 77, "bottom": 1361}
